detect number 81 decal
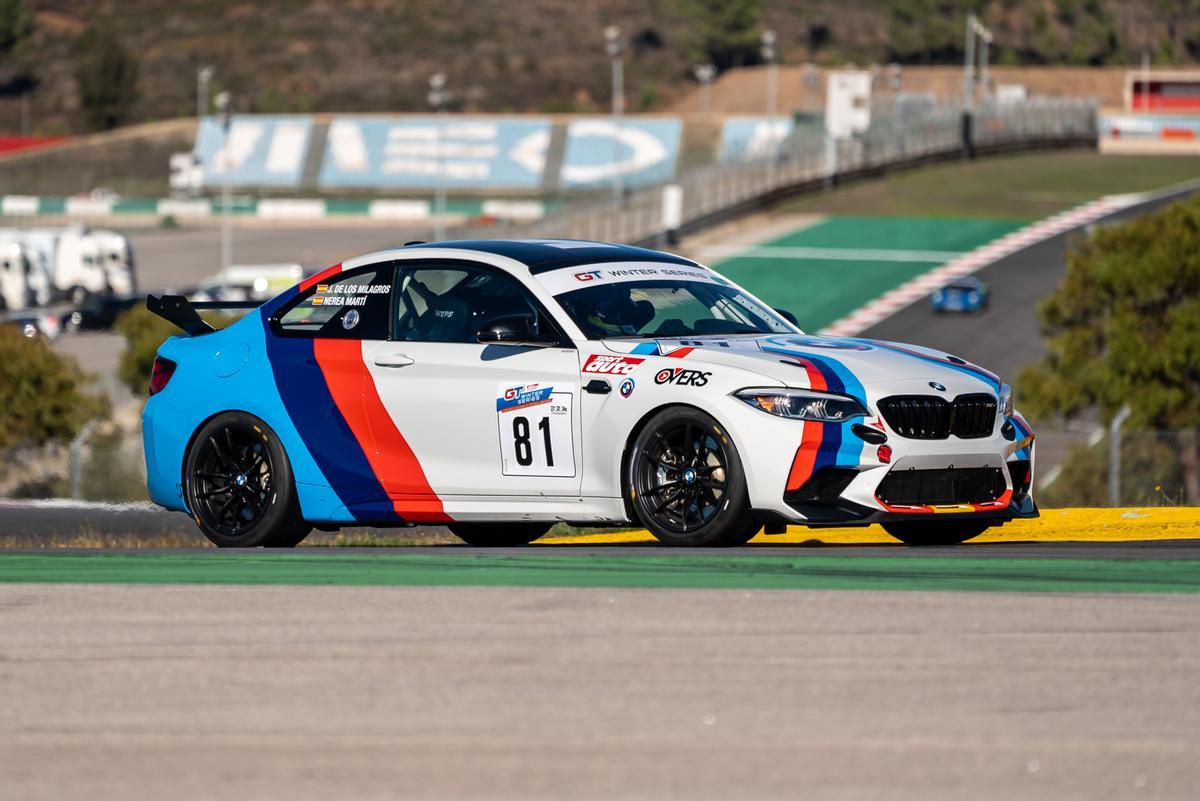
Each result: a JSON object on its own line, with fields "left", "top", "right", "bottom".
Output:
{"left": 496, "top": 383, "right": 576, "bottom": 477}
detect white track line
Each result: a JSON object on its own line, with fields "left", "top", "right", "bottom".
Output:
{"left": 702, "top": 245, "right": 968, "bottom": 262}
{"left": 0, "top": 498, "right": 163, "bottom": 513}
{"left": 818, "top": 196, "right": 1128, "bottom": 337}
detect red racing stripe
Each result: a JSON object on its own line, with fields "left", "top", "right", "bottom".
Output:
{"left": 781, "top": 357, "right": 830, "bottom": 492}
{"left": 312, "top": 339, "right": 450, "bottom": 522}
{"left": 781, "top": 357, "right": 827, "bottom": 392}
{"left": 300, "top": 262, "right": 343, "bottom": 293}
{"left": 785, "top": 422, "right": 823, "bottom": 492}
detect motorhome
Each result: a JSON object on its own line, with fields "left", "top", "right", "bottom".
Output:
{"left": 0, "top": 239, "right": 32, "bottom": 311}
{"left": 0, "top": 227, "right": 136, "bottom": 303}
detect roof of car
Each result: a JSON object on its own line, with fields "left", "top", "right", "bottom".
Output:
{"left": 943, "top": 276, "right": 987, "bottom": 289}
{"left": 412, "top": 239, "right": 698, "bottom": 274}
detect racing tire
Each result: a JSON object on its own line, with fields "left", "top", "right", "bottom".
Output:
{"left": 883, "top": 520, "right": 992, "bottom": 546}
{"left": 184, "top": 412, "right": 310, "bottom": 548}
{"left": 626, "top": 407, "right": 752, "bottom": 547}
{"left": 447, "top": 522, "right": 551, "bottom": 547}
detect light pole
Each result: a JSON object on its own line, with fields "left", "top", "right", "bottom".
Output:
{"left": 802, "top": 62, "right": 819, "bottom": 112}
{"left": 963, "top": 14, "right": 993, "bottom": 112}
{"left": 977, "top": 21, "right": 993, "bottom": 101}
{"left": 428, "top": 73, "right": 450, "bottom": 241}
{"left": 963, "top": 14, "right": 977, "bottom": 115}
{"left": 197, "top": 65, "right": 214, "bottom": 120}
{"left": 761, "top": 30, "right": 778, "bottom": 121}
{"left": 693, "top": 63, "right": 716, "bottom": 115}
{"left": 605, "top": 25, "right": 624, "bottom": 202}
{"left": 962, "top": 14, "right": 992, "bottom": 159}
{"left": 215, "top": 90, "right": 233, "bottom": 273}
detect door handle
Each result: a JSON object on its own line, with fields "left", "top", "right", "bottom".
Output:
{"left": 373, "top": 354, "right": 414, "bottom": 368}
{"left": 583, "top": 379, "right": 611, "bottom": 395}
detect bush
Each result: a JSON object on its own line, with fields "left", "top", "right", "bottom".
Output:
{"left": 0, "top": 325, "right": 106, "bottom": 449}
{"left": 115, "top": 305, "right": 181, "bottom": 397}
{"left": 115, "top": 306, "right": 234, "bottom": 396}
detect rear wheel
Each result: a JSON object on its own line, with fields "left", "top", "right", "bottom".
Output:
{"left": 184, "top": 412, "right": 310, "bottom": 548}
{"left": 626, "top": 407, "right": 751, "bottom": 547}
{"left": 883, "top": 520, "right": 991, "bottom": 546}
{"left": 448, "top": 522, "right": 551, "bottom": 547}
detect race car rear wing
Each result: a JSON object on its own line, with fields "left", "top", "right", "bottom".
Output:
{"left": 146, "top": 294, "right": 261, "bottom": 336}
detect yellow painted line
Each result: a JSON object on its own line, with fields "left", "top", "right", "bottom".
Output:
{"left": 541, "top": 508, "right": 1200, "bottom": 546}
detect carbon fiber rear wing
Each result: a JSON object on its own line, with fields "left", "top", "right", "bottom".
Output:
{"left": 146, "top": 294, "right": 261, "bottom": 336}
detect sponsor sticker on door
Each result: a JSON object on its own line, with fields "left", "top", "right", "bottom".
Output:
{"left": 582, "top": 354, "right": 644, "bottom": 375}
{"left": 496, "top": 382, "right": 575, "bottom": 477}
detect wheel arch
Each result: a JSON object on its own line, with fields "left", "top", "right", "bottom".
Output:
{"left": 617, "top": 401, "right": 738, "bottom": 522}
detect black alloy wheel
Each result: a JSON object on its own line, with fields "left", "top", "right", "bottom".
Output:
{"left": 185, "top": 412, "right": 310, "bottom": 547}
{"left": 627, "top": 407, "right": 752, "bottom": 547}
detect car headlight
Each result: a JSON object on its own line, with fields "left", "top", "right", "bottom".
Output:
{"left": 735, "top": 387, "right": 868, "bottom": 422}
{"left": 999, "top": 383, "right": 1014, "bottom": 417}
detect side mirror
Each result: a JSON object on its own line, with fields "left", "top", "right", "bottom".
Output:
{"left": 476, "top": 314, "right": 559, "bottom": 347}
{"left": 774, "top": 308, "right": 800, "bottom": 327}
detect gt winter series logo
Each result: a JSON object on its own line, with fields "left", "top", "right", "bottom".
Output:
{"left": 582, "top": 354, "right": 644, "bottom": 375}
{"left": 497, "top": 383, "right": 554, "bottom": 413}
{"left": 653, "top": 367, "right": 711, "bottom": 387}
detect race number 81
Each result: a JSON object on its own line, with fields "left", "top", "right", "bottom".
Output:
{"left": 498, "top": 392, "right": 575, "bottom": 477}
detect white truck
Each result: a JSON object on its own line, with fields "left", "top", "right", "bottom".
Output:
{"left": 0, "top": 226, "right": 136, "bottom": 303}
{"left": 0, "top": 238, "right": 48, "bottom": 311}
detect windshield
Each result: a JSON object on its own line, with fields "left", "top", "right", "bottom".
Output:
{"left": 556, "top": 278, "right": 797, "bottom": 339}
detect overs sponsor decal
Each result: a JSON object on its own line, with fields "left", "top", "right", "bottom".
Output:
{"left": 653, "top": 367, "right": 711, "bottom": 387}
{"left": 582, "top": 354, "right": 644, "bottom": 375}
{"left": 497, "top": 383, "right": 554, "bottom": 413}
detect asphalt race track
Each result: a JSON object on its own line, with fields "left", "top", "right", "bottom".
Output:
{"left": 864, "top": 182, "right": 1200, "bottom": 381}
{"left": 2, "top": 577, "right": 1198, "bottom": 801}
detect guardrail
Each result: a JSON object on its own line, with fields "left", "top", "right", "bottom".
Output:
{"left": 495, "top": 99, "right": 1097, "bottom": 246}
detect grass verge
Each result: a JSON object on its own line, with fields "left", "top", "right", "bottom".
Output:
{"left": 782, "top": 151, "right": 1200, "bottom": 218}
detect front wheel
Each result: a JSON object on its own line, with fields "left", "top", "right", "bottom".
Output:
{"left": 626, "top": 407, "right": 752, "bottom": 547}
{"left": 184, "top": 412, "right": 309, "bottom": 547}
{"left": 448, "top": 522, "right": 551, "bottom": 547}
{"left": 883, "top": 520, "right": 992, "bottom": 546}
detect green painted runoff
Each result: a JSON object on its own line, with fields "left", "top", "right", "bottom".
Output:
{"left": 1, "top": 552, "right": 1198, "bottom": 593}
{"left": 711, "top": 215, "right": 1025, "bottom": 330}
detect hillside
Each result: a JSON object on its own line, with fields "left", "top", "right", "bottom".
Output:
{"left": 2, "top": 0, "right": 1198, "bottom": 134}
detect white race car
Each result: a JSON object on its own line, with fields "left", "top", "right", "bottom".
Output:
{"left": 143, "top": 240, "right": 1037, "bottom": 548}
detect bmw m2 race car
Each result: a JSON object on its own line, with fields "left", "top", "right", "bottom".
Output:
{"left": 143, "top": 240, "right": 1037, "bottom": 548}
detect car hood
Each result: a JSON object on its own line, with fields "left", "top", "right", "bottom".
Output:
{"left": 602, "top": 334, "right": 1004, "bottom": 399}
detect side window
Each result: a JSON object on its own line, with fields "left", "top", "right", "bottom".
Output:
{"left": 394, "top": 265, "right": 551, "bottom": 344}
{"left": 275, "top": 266, "right": 394, "bottom": 339}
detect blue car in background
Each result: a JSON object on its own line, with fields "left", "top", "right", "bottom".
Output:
{"left": 931, "top": 276, "right": 989, "bottom": 314}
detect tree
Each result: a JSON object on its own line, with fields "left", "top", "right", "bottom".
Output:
{"left": 74, "top": 24, "right": 139, "bottom": 132}
{"left": 0, "top": 325, "right": 105, "bottom": 449}
{"left": 1017, "top": 196, "right": 1200, "bottom": 502}
{"left": 888, "top": 0, "right": 984, "bottom": 64}
{"left": 677, "top": 0, "right": 762, "bottom": 71}
{"left": 0, "top": 0, "right": 32, "bottom": 62}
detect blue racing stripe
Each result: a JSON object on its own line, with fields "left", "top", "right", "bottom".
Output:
{"left": 261, "top": 316, "right": 400, "bottom": 522}
{"left": 761, "top": 345, "right": 867, "bottom": 467}
{"left": 864, "top": 340, "right": 1001, "bottom": 391}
